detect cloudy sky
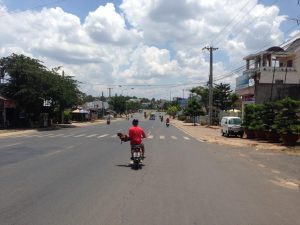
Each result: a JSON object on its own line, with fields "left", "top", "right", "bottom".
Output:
{"left": 0, "top": 0, "right": 299, "bottom": 99}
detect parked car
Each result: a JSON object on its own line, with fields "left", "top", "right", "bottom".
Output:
{"left": 220, "top": 116, "right": 244, "bottom": 137}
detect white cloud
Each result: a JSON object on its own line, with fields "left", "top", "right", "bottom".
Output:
{"left": 0, "top": 0, "right": 288, "bottom": 98}
{"left": 83, "top": 3, "right": 142, "bottom": 45}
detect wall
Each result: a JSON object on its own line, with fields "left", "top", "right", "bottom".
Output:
{"left": 255, "top": 83, "right": 300, "bottom": 104}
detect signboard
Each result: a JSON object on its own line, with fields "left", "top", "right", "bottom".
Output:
{"left": 236, "top": 73, "right": 250, "bottom": 90}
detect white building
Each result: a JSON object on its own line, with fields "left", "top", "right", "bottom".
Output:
{"left": 236, "top": 38, "right": 300, "bottom": 108}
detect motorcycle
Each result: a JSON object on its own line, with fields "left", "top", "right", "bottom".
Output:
{"left": 131, "top": 145, "right": 143, "bottom": 170}
{"left": 166, "top": 122, "right": 170, "bottom": 127}
{"left": 107, "top": 119, "right": 110, "bottom": 125}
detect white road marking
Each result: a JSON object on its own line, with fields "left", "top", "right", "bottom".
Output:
{"left": 0, "top": 143, "right": 22, "bottom": 149}
{"left": 61, "top": 134, "right": 74, "bottom": 137}
{"left": 148, "top": 135, "right": 154, "bottom": 139}
{"left": 45, "top": 145, "right": 74, "bottom": 157}
{"left": 160, "top": 136, "right": 165, "bottom": 139}
{"left": 183, "top": 136, "right": 190, "bottom": 140}
{"left": 49, "top": 134, "right": 65, "bottom": 138}
{"left": 74, "top": 133, "right": 86, "bottom": 137}
{"left": 171, "top": 136, "right": 177, "bottom": 139}
{"left": 98, "top": 134, "right": 109, "bottom": 138}
{"left": 111, "top": 134, "right": 117, "bottom": 138}
{"left": 86, "top": 134, "right": 97, "bottom": 138}
{"left": 117, "top": 129, "right": 122, "bottom": 132}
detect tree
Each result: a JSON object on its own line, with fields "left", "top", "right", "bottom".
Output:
{"left": 190, "top": 86, "right": 209, "bottom": 113}
{"left": 190, "top": 83, "right": 239, "bottom": 113}
{"left": 0, "top": 54, "right": 83, "bottom": 125}
{"left": 126, "top": 100, "right": 141, "bottom": 113}
{"left": 166, "top": 105, "right": 178, "bottom": 118}
{"left": 184, "top": 97, "right": 205, "bottom": 125}
{"left": 214, "top": 83, "right": 232, "bottom": 111}
{"left": 109, "top": 95, "right": 127, "bottom": 114}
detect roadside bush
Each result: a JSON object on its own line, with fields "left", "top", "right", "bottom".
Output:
{"left": 178, "top": 115, "right": 186, "bottom": 121}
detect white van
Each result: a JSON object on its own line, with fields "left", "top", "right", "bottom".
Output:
{"left": 220, "top": 116, "right": 244, "bottom": 137}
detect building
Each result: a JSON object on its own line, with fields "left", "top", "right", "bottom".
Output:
{"left": 0, "top": 95, "right": 16, "bottom": 128}
{"left": 82, "top": 101, "right": 109, "bottom": 119}
{"left": 236, "top": 38, "right": 300, "bottom": 112}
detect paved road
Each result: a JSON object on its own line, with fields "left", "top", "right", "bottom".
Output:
{"left": 0, "top": 113, "right": 299, "bottom": 225}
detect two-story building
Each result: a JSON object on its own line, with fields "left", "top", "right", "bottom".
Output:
{"left": 236, "top": 38, "right": 300, "bottom": 111}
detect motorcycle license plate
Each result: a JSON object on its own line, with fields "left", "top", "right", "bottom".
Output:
{"left": 133, "top": 152, "right": 140, "bottom": 157}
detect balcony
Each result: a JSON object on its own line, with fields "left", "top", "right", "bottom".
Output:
{"left": 243, "top": 66, "right": 298, "bottom": 84}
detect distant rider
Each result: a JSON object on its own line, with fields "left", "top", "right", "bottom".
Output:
{"left": 128, "top": 119, "right": 146, "bottom": 159}
{"left": 166, "top": 117, "right": 170, "bottom": 124}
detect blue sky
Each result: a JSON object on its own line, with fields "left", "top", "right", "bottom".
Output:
{"left": 0, "top": 0, "right": 299, "bottom": 99}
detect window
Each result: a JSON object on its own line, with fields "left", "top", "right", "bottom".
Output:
{"left": 275, "top": 80, "right": 283, "bottom": 84}
{"left": 287, "top": 60, "right": 293, "bottom": 67}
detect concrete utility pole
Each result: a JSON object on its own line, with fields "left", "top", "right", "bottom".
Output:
{"left": 107, "top": 88, "right": 113, "bottom": 98}
{"left": 203, "top": 46, "right": 218, "bottom": 126}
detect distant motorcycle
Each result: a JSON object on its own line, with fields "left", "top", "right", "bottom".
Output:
{"left": 166, "top": 122, "right": 170, "bottom": 127}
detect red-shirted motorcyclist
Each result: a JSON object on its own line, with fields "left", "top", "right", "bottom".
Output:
{"left": 128, "top": 119, "right": 146, "bottom": 159}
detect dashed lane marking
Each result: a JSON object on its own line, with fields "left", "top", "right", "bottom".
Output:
{"left": 74, "top": 133, "right": 86, "bottom": 137}
{"left": 44, "top": 145, "right": 74, "bottom": 157}
{"left": 148, "top": 135, "right": 154, "bottom": 139}
{"left": 171, "top": 136, "right": 177, "bottom": 139}
{"left": 49, "top": 134, "right": 65, "bottom": 138}
{"left": 160, "top": 136, "right": 165, "bottom": 139}
{"left": 111, "top": 134, "right": 117, "bottom": 138}
{"left": 98, "top": 134, "right": 109, "bottom": 138}
{"left": 86, "top": 134, "right": 97, "bottom": 138}
{"left": 183, "top": 136, "right": 190, "bottom": 140}
{"left": 0, "top": 143, "right": 22, "bottom": 149}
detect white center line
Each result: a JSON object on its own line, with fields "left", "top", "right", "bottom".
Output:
{"left": 160, "top": 136, "right": 165, "bottom": 139}
{"left": 148, "top": 135, "right": 154, "bottom": 139}
{"left": 74, "top": 133, "right": 86, "bottom": 137}
{"left": 183, "top": 136, "right": 190, "bottom": 140}
{"left": 171, "top": 136, "right": 177, "bottom": 139}
{"left": 111, "top": 134, "right": 117, "bottom": 138}
{"left": 98, "top": 134, "right": 109, "bottom": 138}
{"left": 49, "top": 134, "right": 65, "bottom": 138}
{"left": 61, "top": 134, "right": 74, "bottom": 137}
{"left": 86, "top": 134, "right": 97, "bottom": 138}
{"left": 0, "top": 143, "right": 22, "bottom": 149}
{"left": 44, "top": 145, "right": 74, "bottom": 157}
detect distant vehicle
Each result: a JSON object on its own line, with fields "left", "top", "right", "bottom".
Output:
{"left": 220, "top": 116, "right": 244, "bottom": 137}
{"left": 149, "top": 112, "right": 155, "bottom": 120}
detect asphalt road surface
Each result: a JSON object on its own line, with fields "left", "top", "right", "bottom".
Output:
{"left": 0, "top": 112, "right": 299, "bottom": 225}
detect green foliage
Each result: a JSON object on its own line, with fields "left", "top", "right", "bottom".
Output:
{"left": 184, "top": 97, "right": 205, "bottom": 117}
{"left": 190, "top": 83, "right": 239, "bottom": 114}
{"left": 248, "top": 104, "right": 265, "bottom": 131}
{"left": 166, "top": 105, "right": 179, "bottom": 118}
{"left": 242, "top": 104, "right": 256, "bottom": 130}
{"left": 126, "top": 100, "right": 141, "bottom": 112}
{"left": 214, "top": 83, "right": 232, "bottom": 111}
{"left": 243, "top": 98, "right": 300, "bottom": 135}
{"left": 109, "top": 96, "right": 127, "bottom": 114}
{"left": 0, "top": 54, "right": 83, "bottom": 124}
{"left": 178, "top": 115, "right": 186, "bottom": 121}
{"left": 184, "top": 97, "right": 205, "bottom": 125}
{"left": 274, "top": 97, "right": 300, "bottom": 134}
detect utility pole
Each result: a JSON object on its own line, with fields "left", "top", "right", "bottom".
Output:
{"left": 107, "top": 88, "right": 113, "bottom": 98}
{"left": 101, "top": 91, "right": 105, "bottom": 118}
{"left": 203, "top": 46, "right": 218, "bottom": 126}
